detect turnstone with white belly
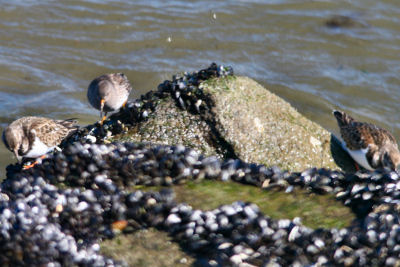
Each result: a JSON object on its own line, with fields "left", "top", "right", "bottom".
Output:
{"left": 87, "top": 73, "right": 132, "bottom": 125}
{"left": 2, "top": 116, "right": 78, "bottom": 167}
{"left": 333, "top": 110, "right": 400, "bottom": 171}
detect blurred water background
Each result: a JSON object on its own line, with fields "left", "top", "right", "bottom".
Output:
{"left": 1, "top": 0, "right": 400, "bottom": 177}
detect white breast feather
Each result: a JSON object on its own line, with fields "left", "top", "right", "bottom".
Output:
{"left": 24, "top": 137, "right": 54, "bottom": 158}
{"left": 341, "top": 141, "right": 374, "bottom": 170}
{"left": 109, "top": 95, "right": 127, "bottom": 110}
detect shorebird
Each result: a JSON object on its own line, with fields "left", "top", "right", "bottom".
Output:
{"left": 333, "top": 110, "right": 400, "bottom": 171}
{"left": 2, "top": 116, "right": 78, "bottom": 168}
{"left": 87, "top": 73, "right": 132, "bottom": 125}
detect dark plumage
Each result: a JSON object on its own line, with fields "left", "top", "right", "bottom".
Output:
{"left": 333, "top": 110, "right": 400, "bottom": 171}
{"left": 87, "top": 73, "right": 132, "bottom": 122}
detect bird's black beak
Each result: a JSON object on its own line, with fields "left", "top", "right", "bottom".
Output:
{"left": 13, "top": 149, "right": 21, "bottom": 163}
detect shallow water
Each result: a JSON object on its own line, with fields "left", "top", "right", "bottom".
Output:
{"left": 1, "top": 0, "right": 400, "bottom": 177}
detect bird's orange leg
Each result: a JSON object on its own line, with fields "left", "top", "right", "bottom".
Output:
{"left": 99, "top": 115, "right": 107, "bottom": 126}
{"left": 23, "top": 155, "right": 47, "bottom": 170}
{"left": 111, "top": 220, "right": 128, "bottom": 232}
{"left": 122, "top": 100, "right": 127, "bottom": 109}
{"left": 99, "top": 99, "right": 107, "bottom": 126}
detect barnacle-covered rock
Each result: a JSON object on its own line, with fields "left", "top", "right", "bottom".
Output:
{"left": 114, "top": 98, "right": 218, "bottom": 158}
{"left": 2, "top": 63, "right": 399, "bottom": 266}
{"left": 105, "top": 64, "right": 350, "bottom": 171}
{"left": 201, "top": 76, "right": 344, "bottom": 171}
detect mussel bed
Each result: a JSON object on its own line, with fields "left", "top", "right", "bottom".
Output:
{"left": 2, "top": 64, "right": 400, "bottom": 266}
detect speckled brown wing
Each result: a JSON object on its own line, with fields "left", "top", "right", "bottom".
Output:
{"left": 28, "top": 118, "right": 77, "bottom": 147}
{"left": 333, "top": 110, "right": 397, "bottom": 150}
{"left": 339, "top": 122, "right": 397, "bottom": 150}
{"left": 334, "top": 110, "right": 400, "bottom": 169}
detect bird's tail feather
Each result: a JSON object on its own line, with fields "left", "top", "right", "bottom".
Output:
{"left": 57, "top": 118, "right": 79, "bottom": 130}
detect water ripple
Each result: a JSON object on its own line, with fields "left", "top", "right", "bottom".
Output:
{"left": 1, "top": 0, "right": 400, "bottom": 172}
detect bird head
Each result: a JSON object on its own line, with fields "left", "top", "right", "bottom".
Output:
{"left": 2, "top": 126, "right": 26, "bottom": 162}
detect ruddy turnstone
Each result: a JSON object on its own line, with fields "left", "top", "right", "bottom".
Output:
{"left": 333, "top": 110, "right": 400, "bottom": 171}
{"left": 2, "top": 116, "right": 78, "bottom": 166}
{"left": 87, "top": 73, "right": 132, "bottom": 124}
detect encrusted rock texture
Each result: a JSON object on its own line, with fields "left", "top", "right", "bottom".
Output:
{"left": 112, "top": 75, "right": 348, "bottom": 172}
{"left": 4, "top": 63, "right": 389, "bottom": 267}
{"left": 203, "top": 76, "right": 337, "bottom": 171}
{"left": 114, "top": 98, "right": 217, "bottom": 158}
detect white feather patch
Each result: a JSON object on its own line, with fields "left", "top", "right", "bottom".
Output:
{"left": 344, "top": 145, "right": 374, "bottom": 171}
{"left": 24, "top": 137, "right": 54, "bottom": 158}
{"left": 108, "top": 95, "right": 127, "bottom": 111}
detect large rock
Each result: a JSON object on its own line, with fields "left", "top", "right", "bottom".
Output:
{"left": 112, "top": 75, "right": 351, "bottom": 172}
{"left": 2, "top": 65, "right": 357, "bottom": 266}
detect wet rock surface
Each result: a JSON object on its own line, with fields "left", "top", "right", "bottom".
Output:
{"left": 1, "top": 63, "right": 399, "bottom": 266}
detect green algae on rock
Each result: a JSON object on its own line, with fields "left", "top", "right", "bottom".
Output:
{"left": 112, "top": 75, "right": 346, "bottom": 171}
{"left": 201, "top": 76, "right": 341, "bottom": 171}
{"left": 101, "top": 229, "right": 195, "bottom": 267}
{"left": 102, "top": 180, "right": 353, "bottom": 266}
{"left": 146, "top": 180, "right": 353, "bottom": 229}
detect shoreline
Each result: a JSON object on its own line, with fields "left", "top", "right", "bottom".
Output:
{"left": 1, "top": 63, "right": 398, "bottom": 266}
